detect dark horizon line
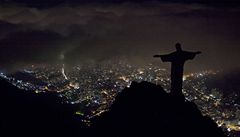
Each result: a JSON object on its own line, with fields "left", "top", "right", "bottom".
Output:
{"left": 1, "top": 0, "right": 240, "bottom": 8}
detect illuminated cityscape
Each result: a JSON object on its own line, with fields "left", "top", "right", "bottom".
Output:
{"left": 0, "top": 61, "right": 239, "bottom": 136}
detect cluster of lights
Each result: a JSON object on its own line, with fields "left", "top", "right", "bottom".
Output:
{"left": 0, "top": 65, "right": 239, "bottom": 135}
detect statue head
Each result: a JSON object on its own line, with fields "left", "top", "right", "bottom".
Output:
{"left": 175, "top": 43, "right": 182, "bottom": 51}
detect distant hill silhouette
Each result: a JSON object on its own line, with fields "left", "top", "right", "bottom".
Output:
{"left": 0, "top": 78, "right": 84, "bottom": 137}
{"left": 205, "top": 70, "right": 240, "bottom": 97}
{"left": 0, "top": 78, "right": 226, "bottom": 137}
{"left": 9, "top": 71, "right": 47, "bottom": 86}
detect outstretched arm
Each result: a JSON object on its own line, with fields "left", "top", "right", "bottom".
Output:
{"left": 153, "top": 54, "right": 173, "bottom": 62}
{"left": 195, "top": 51, "right": 201, "bottom": 54}
{"left": 153, "top": 55, "right": 162, "bottom": 58}
{"left": 184, "top": 51, "right": 202, "bottom": 60}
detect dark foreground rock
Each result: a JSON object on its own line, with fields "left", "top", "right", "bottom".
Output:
{"left": 91, "top": 81, "right": 226, "bottom": 137}
{"left": 0, "top": 79, "right": 226, "bottom": 137}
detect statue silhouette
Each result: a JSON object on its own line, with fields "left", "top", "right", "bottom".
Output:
{"left": 154, "top": 43, "right": 201, "bottom": 99}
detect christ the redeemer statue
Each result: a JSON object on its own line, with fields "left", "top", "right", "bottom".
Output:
{"left": 154, "top": 43, "right": 201, "bottom": 98}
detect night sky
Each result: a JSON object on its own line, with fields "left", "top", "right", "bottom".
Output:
{"left": 0, "top": 0, "right": 240, "bottom": 72}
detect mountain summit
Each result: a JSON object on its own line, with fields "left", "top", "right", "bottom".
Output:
{"left": 92, "top": 81, "right": 226, "bottom": 137}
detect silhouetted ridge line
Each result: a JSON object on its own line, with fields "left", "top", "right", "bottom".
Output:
{"left": 92, "top": 81, "right": 226, "bottom": 137}
{"left": 0, "top": 78, "right": 83, "bottom": 137}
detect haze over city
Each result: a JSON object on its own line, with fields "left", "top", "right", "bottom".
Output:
{"left": 0, "top": 0, "right": 240, "bottom": 73}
